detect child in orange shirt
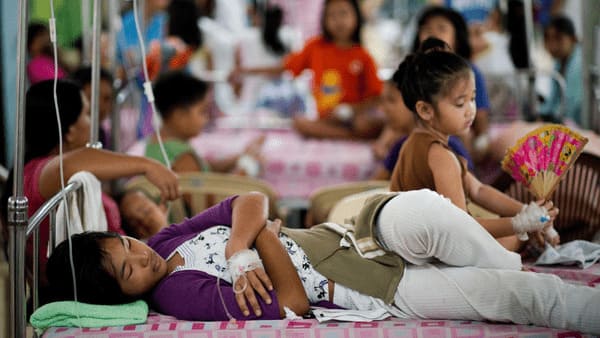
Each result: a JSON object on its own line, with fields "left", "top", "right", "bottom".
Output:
{"left": 284, "top": 0, "right": 383, "bottom": 139}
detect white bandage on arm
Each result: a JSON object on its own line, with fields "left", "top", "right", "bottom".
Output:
{"left": 511, "top": 202, "right": 550, "bottom": 240}
{"left": 227, "top": 249, "right": 264, "bottom": 294}
{"left": 236, "top": 154, "right": 260, "bottom": 177}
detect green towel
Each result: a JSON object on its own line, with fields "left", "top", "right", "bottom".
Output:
{"left": 30, "top": 300, "right": 148, "bottom": 330}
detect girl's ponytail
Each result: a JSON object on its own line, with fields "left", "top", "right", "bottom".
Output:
{"left": 418, "top": 37, "right": 451, "bottom": 54}
{"left": 392, "top": 37, "right": 471, "bottom": 115}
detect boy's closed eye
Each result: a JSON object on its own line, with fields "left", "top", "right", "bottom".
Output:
{"left": 120, "top": 237, "right": 132, "bottom": 280}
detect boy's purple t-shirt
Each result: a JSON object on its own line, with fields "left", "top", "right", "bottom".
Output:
{"left": 146, "top": 196, "right": 282, "bottom": 320}
{"left": 383, "top": 135, "right": 474, "bottom": 173}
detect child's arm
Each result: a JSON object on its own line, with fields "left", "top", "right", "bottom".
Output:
{"left": 429, "top": 143, "right": 469, "bottom": 210}
{"left": 429, "top": 145, "right": 556, "bottom": 239}
{"left": 207, "top": 155, "right": 240, "bottom": 173}
{"left": 207, "top": 135, "right": 265, "bottom": 174}
{"left": 39, "top": 147, "right": 179, "bottom": 201}
{"left": 466, "top": 173, "right": 560, "bottom": 243}
{"left": 172, "top": 152, "right": 203, "bottom": 172}
{"left": 226, "top": 192, "right": 277, "bottom": 317}
{"left": 465, "top": 172, "right": 523, "bottom": 216}
{"left": 254, "top": 222, "right": 309, "bottom": 318}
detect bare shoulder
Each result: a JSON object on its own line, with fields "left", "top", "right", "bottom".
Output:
{"left": 427, "top": 142, "right": 461, "bottom": 172}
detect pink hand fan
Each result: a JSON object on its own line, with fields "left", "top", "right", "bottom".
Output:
{"left": 501, "top": 124, "right": 588, "bottom": 200}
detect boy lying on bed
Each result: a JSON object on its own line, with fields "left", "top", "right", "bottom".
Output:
{"left": 46, "top": 190, "right": 600, "bottom": 334}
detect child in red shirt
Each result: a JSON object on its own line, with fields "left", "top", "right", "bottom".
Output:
{"left": 284, "top": 0, "right": 383, "bottom": 139}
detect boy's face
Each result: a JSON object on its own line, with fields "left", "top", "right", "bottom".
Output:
{"left": 173, "top": 97, "right": 210, "bottom": 140}
{"left": 102, "top": 235, "right": 168, "bottom": 297}
{"left": 544, "top": 27, "right": 575, "bottom": 60}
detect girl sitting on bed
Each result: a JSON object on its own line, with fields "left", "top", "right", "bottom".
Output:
{"left": 389, "top": 38, "right": 559, "bottom": 252}
{"left": 412, "top": 6, "right": 492, "bottom": 163}
{"left": 46, "top": 191, "right": 600, "bottom": 334}
{"left": 370, "top": 43, "right": 473, "bottom": 180}
{"left": 285, "top": 0, "right": 383, "bottom": 140}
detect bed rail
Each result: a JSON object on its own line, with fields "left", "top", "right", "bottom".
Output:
{"left": 10, "top": 181, "right": 82, "bottom": 336}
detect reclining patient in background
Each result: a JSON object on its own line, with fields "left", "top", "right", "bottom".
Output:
{"left": 0, "top": 80, "right": 179, "bottom": 304}
{"left": 46, "top": 191, "right": 600, "bottom": 334}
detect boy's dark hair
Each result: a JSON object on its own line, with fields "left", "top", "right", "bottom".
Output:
{"left": 45, "top": 231, "right": 136, "bottom": 305}
{"left": 411, "top": 6, "right": 472, "bottom": 60}
{"left": 546, "top": 15, "right": 577, "bottom": 39}
{"left": 168, "top": 0, "right": 202, "bottom": 49}
{"left": 153, "top": 71, "right": 209, "bottom": 119}
{"left": 24, "top": 79, "right": 83, "bottom": 163}
{"left": 27, "top": 22, "right": 49, "bottom": 53}
{"left": 393, "top": 37, "right": 471, "bottom": 114}
{"left": 321, "top": 0, "right": 363, "bottom": 45}
{"left": 70, "top": 66, "right": 115, "bottom": 88}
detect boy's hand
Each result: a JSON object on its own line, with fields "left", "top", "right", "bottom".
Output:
{"left": 233, "top": 266, "right": 273, "bottom": 317}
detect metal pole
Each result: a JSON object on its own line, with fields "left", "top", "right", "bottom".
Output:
{"left": 8, "top": 0, "right": 30, "bottom": 336}
{"left": 108, "top": 0, "right": 121, "bottom": 152}
{"left": 523, "top": 0, "right": 537, "bottom": 120}
{"left": 81, "top": 0, "right": 91, "bottom": 64}
{"left": 88, "top": 0, "right": 102, "bottom": 149}
{"left": 581, "top": 0, "right": 599, "bottom": 130}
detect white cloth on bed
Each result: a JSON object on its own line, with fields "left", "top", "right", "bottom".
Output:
{"left": 311, "top": 307, "right": 390, "bottom": 322}
{"left": 54, "top": 171, "right": 107, "bottom": 250}
{"left": 535, "top": 240, "right": 600, "bottom": 268}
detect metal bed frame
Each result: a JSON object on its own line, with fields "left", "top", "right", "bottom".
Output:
{"left": 7, "top": 0, "right": 114, "bottom": 335}
{"left": 25, "top": 182, "right": 83, "bottom": 317}
{"left": 5, "top": 1, "right": 599, "bottom": 337}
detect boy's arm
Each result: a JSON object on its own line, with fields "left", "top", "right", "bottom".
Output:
{"left": 254, "top": 224, "right": 309, "bottom": 318}
{"left": 225, "top": 192, "right": 278, "bottom": 317}
{"left": 151, "top": 192, "right": 267, "bottom": 245}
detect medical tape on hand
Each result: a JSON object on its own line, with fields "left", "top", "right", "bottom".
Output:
{"left": 511, "top": 202, "right": 550, "bottom": 240}
{"left": 227, "top": 249, "right": 264, "bottom": 294}
{"left": 544, "top": 226, "right": 559, "bottom": 241}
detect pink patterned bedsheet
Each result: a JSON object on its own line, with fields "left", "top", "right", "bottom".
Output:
{"left": 127, "top": 128, "right": 376, "bottom": 200}
{"left": 41, "top": 263, "right": 600, "bottom": 338}
{"left": 41, "top": 317, "right": 594, "bottom": 338}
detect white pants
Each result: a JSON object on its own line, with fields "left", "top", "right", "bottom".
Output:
{"left": 377, "top": 189, "right": 600, "bottom": 334}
